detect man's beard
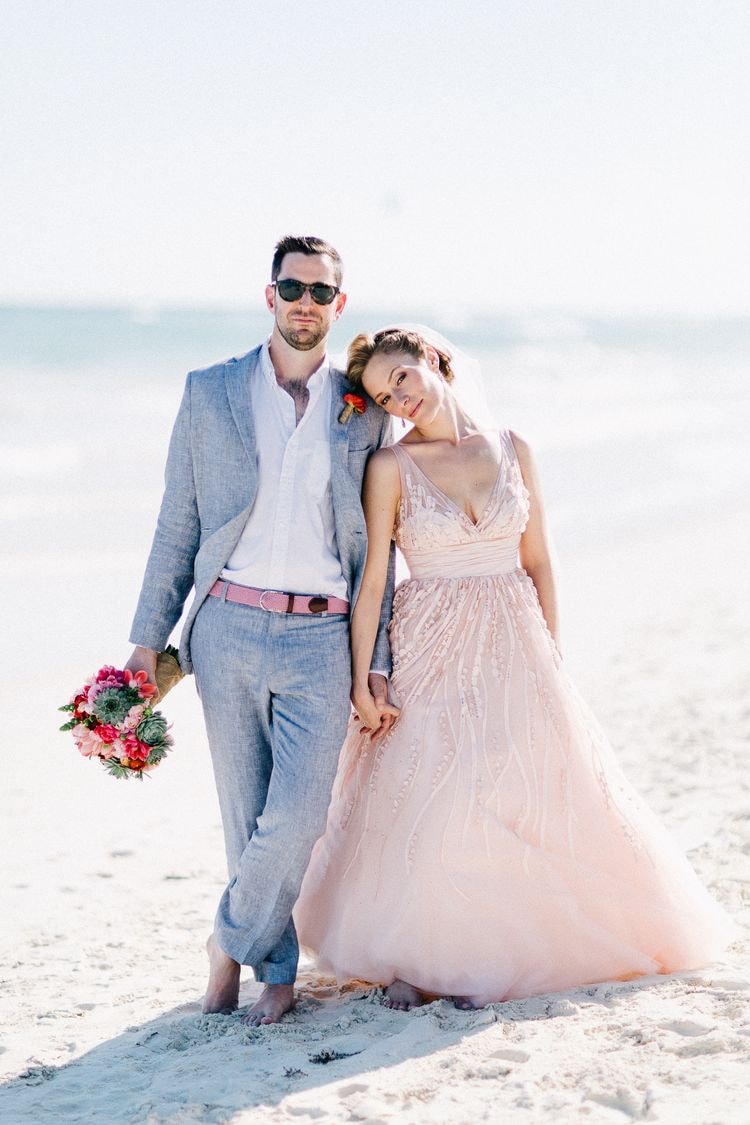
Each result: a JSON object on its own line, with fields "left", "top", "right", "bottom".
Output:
{"left": 277, "top": 314, "right": 327, "bottom": 352}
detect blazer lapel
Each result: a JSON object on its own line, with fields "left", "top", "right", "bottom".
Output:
{"left": 224, "top": 348, "right": 260, "bottom": 463}
{"left": 329, "top": 365, "right": 352, "bottom": 463}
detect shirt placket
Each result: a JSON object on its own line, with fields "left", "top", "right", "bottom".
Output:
{"left": 267, "top": 371, "right": 326, "bottom": 587}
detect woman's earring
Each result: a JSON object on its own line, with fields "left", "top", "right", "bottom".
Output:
{"left": 401, "top": 417, "right": 406, "bottom": 429}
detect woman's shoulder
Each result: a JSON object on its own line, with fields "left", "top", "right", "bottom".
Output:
{"left": 366, "top": 444, "right": 403, "bottom": 478}
{"left": 506, "top": 429, "right": 534, "bottom": 466}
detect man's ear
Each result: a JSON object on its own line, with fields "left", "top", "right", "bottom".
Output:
{"left": 265, "top": 284, "right": 276, "bottom": 313}
{"left": 334, "top": 291, "right": 347, "bottom": 320}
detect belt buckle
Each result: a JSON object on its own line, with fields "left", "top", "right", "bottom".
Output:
{"left": 307, "top": 596, "right": 329, "bottom": 615}
{"left": 258, "top": 589, "right": 280, "bottom": 612}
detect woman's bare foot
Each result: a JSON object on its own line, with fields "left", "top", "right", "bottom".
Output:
{"left": 202, "top": 934, "right": 241, "bottom": 1014}
{"left": 383, "top": 979, "right": 425, "bottom": 1011}
{"left": 241, "top": 984, "right": 295, "bottom": 1026}
{"left": 452, "top": 995, "right": 480, "bottom": 1010}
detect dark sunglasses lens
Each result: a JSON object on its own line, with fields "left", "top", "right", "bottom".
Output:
{"left": 276, "top": 279, "right": 305, "bottom": 301}
{"left": 276, "top": 279, "right": 338, "bottom": 305}
{"left": 309, "top": 284, "right": 337, "bottom": 305}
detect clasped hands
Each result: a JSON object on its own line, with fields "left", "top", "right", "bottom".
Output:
{"left": 352, "top": 673, "right": 400, "bottom": 739}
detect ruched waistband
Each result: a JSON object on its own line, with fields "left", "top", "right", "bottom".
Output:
{"left": 400, "top": 539, "right": 520, "bottom": 580}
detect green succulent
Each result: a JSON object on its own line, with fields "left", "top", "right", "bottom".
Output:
{"left": 137, "top": 714, "right": 169, "bottom": 746}
{"left": 93, "top": 688, "right": 133, "bottom": 725}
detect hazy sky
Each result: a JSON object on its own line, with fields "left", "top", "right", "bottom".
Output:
{"left": 3, "top": 1, "right": 749, "bottom": 314}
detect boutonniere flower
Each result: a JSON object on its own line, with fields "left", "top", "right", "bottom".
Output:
{"left": 338, "top": 392, "right": 367, "bottom": 424}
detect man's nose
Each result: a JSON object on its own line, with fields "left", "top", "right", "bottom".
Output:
{"left": 298, "top": 288, "right": 314, "bottom": 306}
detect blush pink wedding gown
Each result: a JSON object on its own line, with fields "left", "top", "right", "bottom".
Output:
{"left": 294, "top": 431, "right": 735, "bottom": 1005}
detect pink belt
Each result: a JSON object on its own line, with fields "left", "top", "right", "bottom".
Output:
{"left": 209, "top": 579, "right": 349, "bottom": 616}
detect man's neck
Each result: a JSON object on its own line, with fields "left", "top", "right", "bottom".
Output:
{"left": 268, "top": 330, "right": 328, "bottom": 385}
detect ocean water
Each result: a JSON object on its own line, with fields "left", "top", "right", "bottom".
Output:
{"left": 1, "top": 305, "right": 748, "bottom": 569}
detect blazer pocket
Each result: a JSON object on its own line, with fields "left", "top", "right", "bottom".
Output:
{"left": 346, "top": 445, "right": 371, "bottom": 482}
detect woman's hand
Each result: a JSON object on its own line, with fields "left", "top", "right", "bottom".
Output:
{"left": 352, "top": 675, "right": 400, "bottom": 740}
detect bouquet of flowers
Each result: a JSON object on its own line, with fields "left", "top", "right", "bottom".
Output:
{"left": 59, "top": 646, "right": 181, "bottom": 779}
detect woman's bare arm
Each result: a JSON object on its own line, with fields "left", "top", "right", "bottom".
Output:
{"left": 350, "top": 448, "right": 402, "bottom": 732}
{"left": 511, "top": 432, "right": 560, "bottom": 647}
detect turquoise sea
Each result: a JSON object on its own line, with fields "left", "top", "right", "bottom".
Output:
{"left": 2, "top": 305, "right": 748, "bottom": 568}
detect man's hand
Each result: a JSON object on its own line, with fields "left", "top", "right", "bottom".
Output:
{"left": 124, "top": 645, "right": 159, "bottom": 700}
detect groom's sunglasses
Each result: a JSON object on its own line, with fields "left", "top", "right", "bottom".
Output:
{"left": 273, "top": 279, "right": 340, "bottom": 306}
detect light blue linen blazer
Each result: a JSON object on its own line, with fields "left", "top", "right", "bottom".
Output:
{"left": 129, "top": 346, "right": 394, "bottom": 674}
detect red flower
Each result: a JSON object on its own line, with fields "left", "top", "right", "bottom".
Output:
{"left": 122, "top": 668, "right": 158, "bottom": 699}
{"left": 339, "top": 393, "right": 367, "bottom": 424}
{"left": 72, "top": 692, "right": 89, "bottom": 718}
{"left": 123, "top": 733, "right": 151, "bottom": 762}
{"left": 96, "top": 724, "right": 120, "bottom": 744}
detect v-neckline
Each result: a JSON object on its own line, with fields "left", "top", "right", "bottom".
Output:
{"left": 397, "top": 444, "right": 504, "bottom": 529}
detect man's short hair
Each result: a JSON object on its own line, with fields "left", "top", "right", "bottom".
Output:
{"left": 271, "top": 235, "right": 344, "bottom": 287}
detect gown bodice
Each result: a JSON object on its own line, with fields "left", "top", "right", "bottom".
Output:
{"left": 390, "top": 429, "right": 530, "bottom": 580}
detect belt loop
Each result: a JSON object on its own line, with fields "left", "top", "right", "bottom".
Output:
{"left": 286, "top": 592, "right": 295, "bottom": 614}
{"left": 221, "top": 580, "right": 230, "bottom": 603}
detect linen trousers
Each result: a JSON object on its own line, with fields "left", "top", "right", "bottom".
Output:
{"left": 190, "top": 594, "right": 351, "bottom": 983}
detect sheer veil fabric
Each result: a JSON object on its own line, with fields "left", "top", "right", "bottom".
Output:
{"left": 335, "top": 322, "right": 498, "bottom": 433}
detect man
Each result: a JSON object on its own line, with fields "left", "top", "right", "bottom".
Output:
{"left": 126, "top": 236, "right": 395, "bottom": 1025}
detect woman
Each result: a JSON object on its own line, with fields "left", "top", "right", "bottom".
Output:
{"left": 294, "top": 327, "right": 735, "bottom": 1011}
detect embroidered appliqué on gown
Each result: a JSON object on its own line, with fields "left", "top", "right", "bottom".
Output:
{"left": 295, "top": 429, "right": 735, "bottom": 1005}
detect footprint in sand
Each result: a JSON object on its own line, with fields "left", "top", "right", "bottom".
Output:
{"left": 338, "top": 1083, "right": 369, "bottom": 1097}
{"left": 658, "top": 1020, "right": 737, "bottom": 1059}
{"left": 659, "top": 1019, "right": 716, "bottom": 1037}
{"left": 489, "top": 1048, "right": 530, "bottom": 1063}
{"left": 585, "top": 1088, "right": 652, "bottom": 1119}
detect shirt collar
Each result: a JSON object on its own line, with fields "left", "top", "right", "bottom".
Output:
{"left": 261, "top": 339, "right": 330, "bottom": 390}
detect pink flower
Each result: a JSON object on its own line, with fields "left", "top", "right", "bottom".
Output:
{"left": 121, "top": 704, "right": 145, "bottom": 731}
{"left": 85, "top": 668, "right": 123, "bottom": 703}
{"left": 96, "top": 666, "right": 124, "bottom": 685}
{"left": 85, "top": 683, "right": 103, "bottom": 708}
{"left": 73, "top": 724, "right": 107, "bottom": 759}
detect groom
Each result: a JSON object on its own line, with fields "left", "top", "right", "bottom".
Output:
{"left": 126, "top": 235, "right": 394, "bottom": 1025}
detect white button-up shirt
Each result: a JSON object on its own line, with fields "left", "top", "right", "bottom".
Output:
{"left": 221, "top": 341, "right": 348, "bottom": 600}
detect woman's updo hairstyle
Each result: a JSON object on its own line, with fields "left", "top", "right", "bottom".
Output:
{"left": 347, "top": 328, "right": 455, "bottom": 392}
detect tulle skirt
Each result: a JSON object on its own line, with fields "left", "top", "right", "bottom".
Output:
{"left": 295, "top": 570, "right": 735, "bottom": 1005}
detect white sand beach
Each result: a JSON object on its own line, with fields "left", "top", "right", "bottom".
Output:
{"left": 1, "top": 315, "right": 749, "bottom": 1123}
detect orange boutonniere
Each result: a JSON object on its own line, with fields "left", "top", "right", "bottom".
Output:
{"left": 338, "top": 392, "right": 367, "bottom": 424}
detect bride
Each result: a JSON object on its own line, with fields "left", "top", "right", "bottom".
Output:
{"left": 294, "top": 326, "right": 735, "bottom": 1011}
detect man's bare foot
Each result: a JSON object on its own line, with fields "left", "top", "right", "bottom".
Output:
{"left": 241, "top": 984, "right": 295, "bottom": 1026}
{"left": 452, "top": 995, "right": 480, "bottom": 1010}
{"left": 202, "top": 934, "right": 240, "bottom": 1014}
{"left": 383, "top": 979, "right": 425, "bottom": 1011}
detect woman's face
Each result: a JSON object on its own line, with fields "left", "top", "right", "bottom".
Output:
{"left": 362, "top": 347, "right": 442, "bottom": 425}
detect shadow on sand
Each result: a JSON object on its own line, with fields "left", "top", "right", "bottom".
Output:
{"left": 0, "top": 970, "right": 680, "bottom": 1124}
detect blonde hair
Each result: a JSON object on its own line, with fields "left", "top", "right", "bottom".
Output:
{"left": 347, "top": 328, "right": 455, "bottom": 391}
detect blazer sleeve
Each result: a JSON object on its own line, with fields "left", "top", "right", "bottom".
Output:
{"left": 129, "top": 373, "right": 200, "bottom": 651}
{"left": 370, "top": 411, "right": 396, "bottom": 674}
